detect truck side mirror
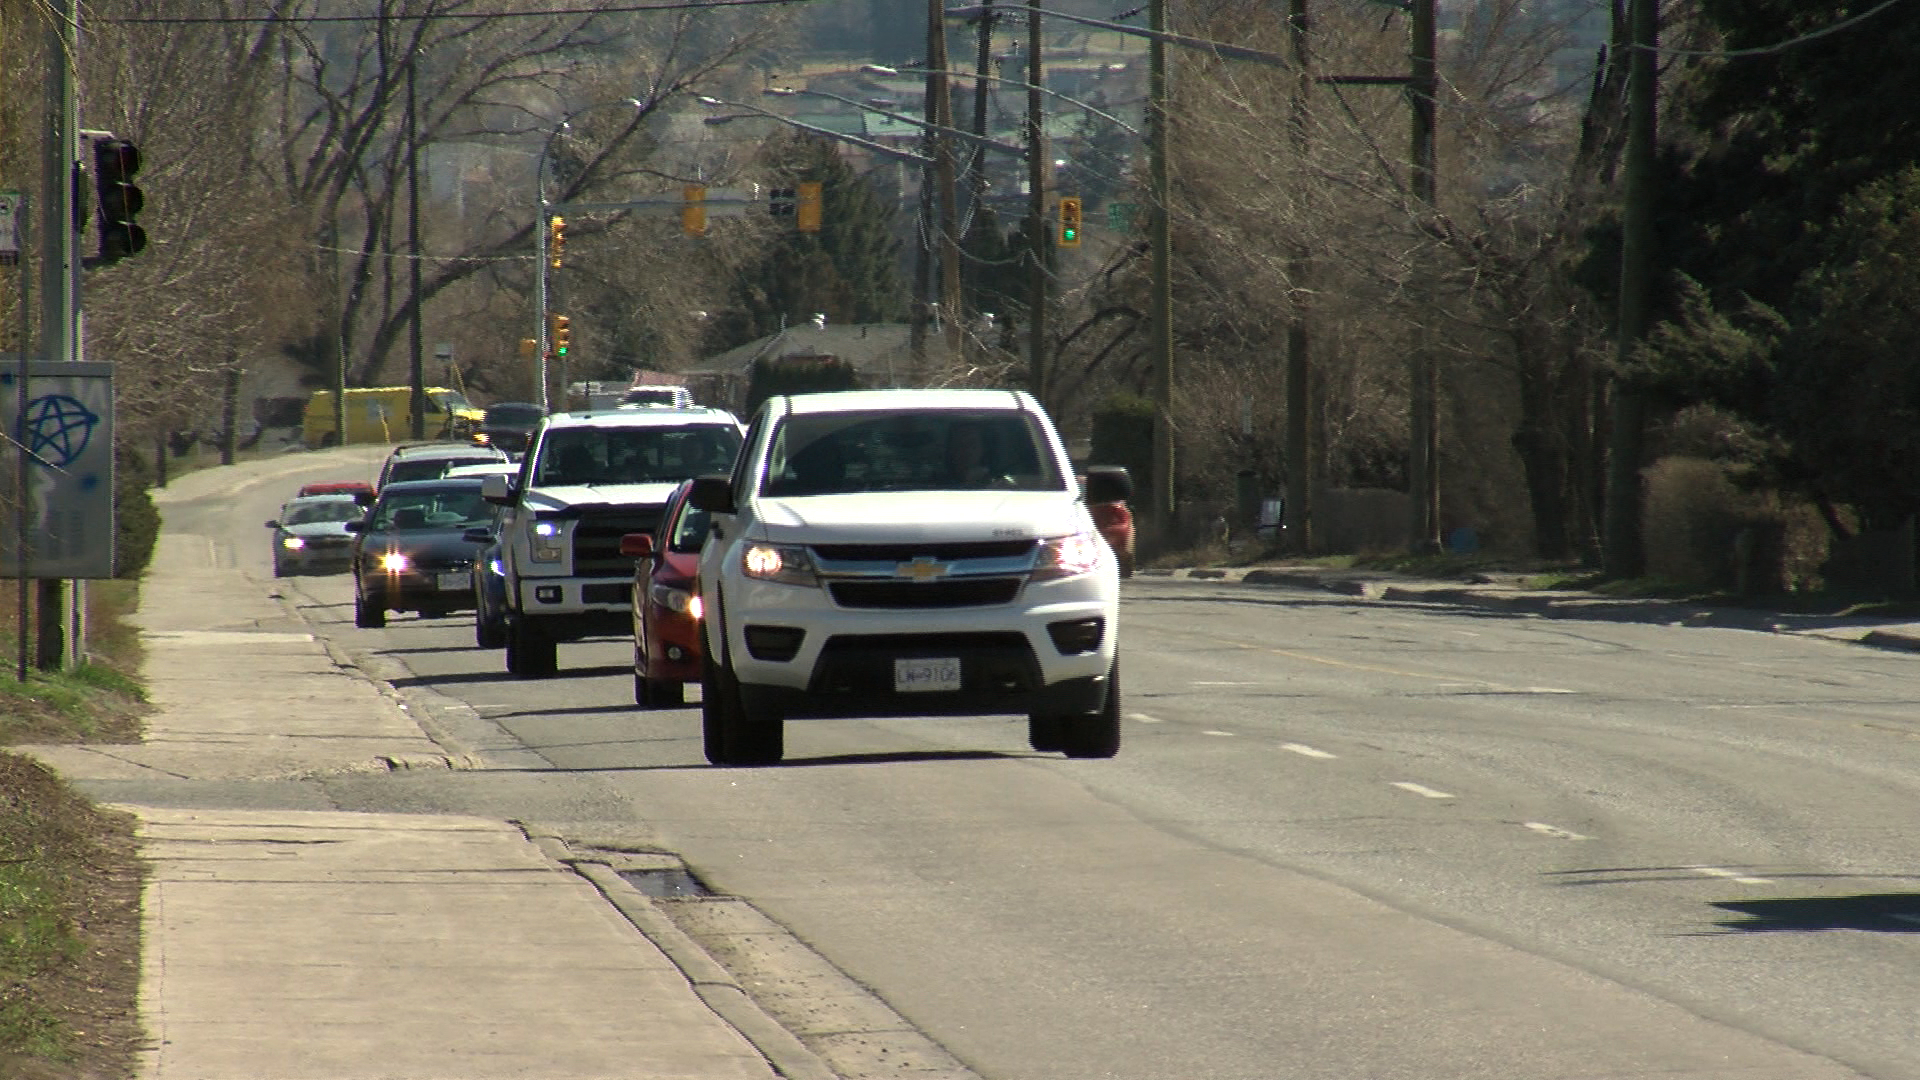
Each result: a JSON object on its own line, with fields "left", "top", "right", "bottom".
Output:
{"left": 689, "top": 475, "right": 735, "bottom": 514}
{"left": 481, "top": 473, "right": 516, "bottom": 506}
{"left": 1083, "top": 466, "right": 1133, "bottom": 504}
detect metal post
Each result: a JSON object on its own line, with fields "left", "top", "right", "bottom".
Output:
{"left": 1283, "top": 0, "right": 1313, "bottom": 552}
{"left": 13, "top": 195, "right": 31, "bottom": 683}
{"left": 407, "top": 54, "right": 427, "bottom": 439}
{"left": 37, "top": 0, "right": 77, "bottom": 671}
{"left": 1026, "top": 0, "right": 1048, "bottom": 405}
{"left": 1148, "top": 0, "right": 1176, "bottom": 532}
{"left": 1407, "top": 0, "right": 1440, "bottom": 554}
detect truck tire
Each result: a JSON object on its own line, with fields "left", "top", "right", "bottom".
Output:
{"left": 1027, "top": 713, "right": 1064, "bottom": 753}
{"left": 506, "top": 616, "right": 558, "bottom": 679}
{"left": 354, "top": 587, "right": 386, "bottom": 629}
{"left": 1059, "top": 660, "right": 1121, "bottom": 759}
{"left": 701, "top": 637, "right": 780, "bottom": 764}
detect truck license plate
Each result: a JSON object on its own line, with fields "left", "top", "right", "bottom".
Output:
{"left": 895, "top": 657, "right": 961, "bottom": 693}
{"left": 435, "top": 572, "right": 467, "bottom": 591}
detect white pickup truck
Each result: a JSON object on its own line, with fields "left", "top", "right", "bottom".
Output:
{"left": 481, "top": 406, "right": 742, "bottom": 678}
{"left": 691, "top": 388, "right": 1131, "bottom": 766}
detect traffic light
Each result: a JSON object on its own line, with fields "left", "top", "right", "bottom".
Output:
{"left": 550, "top": 314, "right": 571, "bottom": 357}
{"left": 1057, "top": 196, "right": 1082, "bottom": 248}
{"left": 796, "top": 182, "right": 823, "bottom": 233}
{"left": 548, "top": 216, "right": 565, "bottom": 269}
{"left": 681, "top": 185, "right": 707, "bottom": 236}
{"left": 93, "top": 138, "right": 146, "bottom": 263}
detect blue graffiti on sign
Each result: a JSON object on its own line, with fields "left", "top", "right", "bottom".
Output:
{"left": 18, "top": 393, "right": 99, "bottom": 469}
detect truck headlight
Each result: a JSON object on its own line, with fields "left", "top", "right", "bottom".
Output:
{"left": 1030, "top": 532, "right": 1102, "bottom": 581}
{"left": 742, "top": 544, "right": 818, "bottom": 587}
{"left": 531, "top": 520, "right": 565, "bottom": 563}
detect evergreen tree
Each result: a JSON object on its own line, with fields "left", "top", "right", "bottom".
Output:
{"left": 709, "top": 132, "right": 908, "bottom": 352}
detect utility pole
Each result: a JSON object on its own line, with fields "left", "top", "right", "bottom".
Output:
{"left": 406, "top": 52, "right": 427, "bottom": 440}
{"left": 1603, "top": 0, "right": 1656, "bottom": 578}
{"left": 1025, "top": 0, "right": 1048, "bottom": 405}
{"left": 37, "top": 0, "right": 79, "bottom": 671}
{"left": 1406, "top": 0, "right": 1440, "bottom": 554}
{"left": 1147, "top": 0, "right": 1175, "bottom": 532}
{"left": 1283, "top": 0, "right": 1313, "bottom": 553}
{"left": 926, "top": 0, "right": 966, "bottom": 366}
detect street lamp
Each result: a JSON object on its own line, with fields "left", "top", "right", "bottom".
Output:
{"left": 534, "top": 97, "right": 645, "bottom": 412}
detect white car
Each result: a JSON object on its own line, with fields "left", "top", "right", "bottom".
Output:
{"left": 691, "top": 388, "right": 1131, "bottom": 766}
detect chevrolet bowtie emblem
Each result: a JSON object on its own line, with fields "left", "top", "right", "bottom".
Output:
{"left": 896, "top": 556, "right": 950, "bottom": 582}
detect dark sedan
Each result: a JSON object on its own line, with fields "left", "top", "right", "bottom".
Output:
{"left": 348, "top": 478, "right": 495, "bottom": 628}
{"left": 474, "top": 401, "right": 544, "bottom": 455}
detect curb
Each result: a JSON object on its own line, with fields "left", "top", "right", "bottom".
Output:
{"left": 1136, "top": 566, "right": 1920, "bottom": 654}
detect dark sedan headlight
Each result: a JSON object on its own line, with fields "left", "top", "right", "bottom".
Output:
{"left": 281, "top": 536, "right": 305, "bottom": 550}
{"left": 379, "top": 552, "right": 411, "bottom": 572}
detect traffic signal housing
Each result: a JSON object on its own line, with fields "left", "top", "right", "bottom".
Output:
{"left": 796, "top": 182, "right": 823, "bottom": 233}
{"left": 93, "top": 138, "right": 146, "bottom": 263}
{"left": 1057, "top": 196, "right": 1082, "bottom": 248}
{"left": 550, "top": 314, "right": 571, "bottom": 357}
{"left": 549, "top": 216, "right": 566, "bottom": 269}
{"left": 681, "top": 185, "right": 707, "bottom": 236}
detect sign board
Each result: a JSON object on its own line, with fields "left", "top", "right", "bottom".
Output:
{"left": 0, "top": 360, "right": 117, "bottom": 578}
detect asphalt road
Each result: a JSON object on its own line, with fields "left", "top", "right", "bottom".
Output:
{"left": 162, "top": 449, "right": 1920, "bottom": 1080}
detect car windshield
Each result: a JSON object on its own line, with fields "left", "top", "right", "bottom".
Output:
{"left": 281, "top": 501, "right": 364, "bottom": 526}
{"left": 621, "top": 388, "right": 681, "bottom": 407}
{"left": 534, "top": 425, "right": 741, "bottom": 486}
{"left": 485, "top": 404, "right": 542, "bottom": 425}
{"left": 369, "top": 489, "right": 493, "bottom": 531}
{"left": 386, "top": 456, "right": 495, "bottom": 484}
{"left": 761, "top": 410, "right": 1063, "bottom": 497}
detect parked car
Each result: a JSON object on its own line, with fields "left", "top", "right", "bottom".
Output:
{"left": 692, "top": 389, "right": 1130, "bottom": 766}
{"left": 621, "top": 479, "right": 710, "bottom": 707}
{"left": 1080, "top": 473, "right": 1136, "bottom": 578}
{"left": 347, "top": 477, "right": 495, "bottom": 627}
{"left": 375, "top": 442, "right": 512, "bottom": 489}
{"left": 474, "top": 401, "right": 544, "bottom": 455}
{"left": 296, "top": 480, "right": 375, "bottom": 504}
{"left": 264, "top": 494, "right": 365, "bottom": 577}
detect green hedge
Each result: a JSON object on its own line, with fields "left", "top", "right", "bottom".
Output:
{"left": 1088, "top": 392, "right": 1154, "bottom": 497}
{"left": 114, "top": 443, "right": 160, "bottom": 579}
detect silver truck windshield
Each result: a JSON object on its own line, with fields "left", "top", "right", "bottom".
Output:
{"left": 761, "top": 410, "right": 1063, "bottom": 498}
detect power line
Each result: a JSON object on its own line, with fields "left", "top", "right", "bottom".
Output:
{"left": 1650, "top": 0, "right": 1910, "bottom": 58}
{"left": 105, "top": 0, "right": 819, "bottom": 24}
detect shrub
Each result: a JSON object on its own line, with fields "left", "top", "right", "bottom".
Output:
{"left": 113, "top": 443, "right": 160, "bottom": 579}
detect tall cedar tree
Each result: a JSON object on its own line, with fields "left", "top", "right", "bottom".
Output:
{"left": 708, "top": 132, "right": 907, "bottom": 351}
{"left": 1625, "top": 2, "right": 1920, "bottom": 528}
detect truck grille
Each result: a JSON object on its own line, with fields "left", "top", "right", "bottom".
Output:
{"left": 571, "top": 509, "right": 662, "bottom": 576}
{"left": 812, "top": 540, "right": 1037, "bottom": 562}
{"left": 829, "top": 578, "right": 1023, "bottom": 608}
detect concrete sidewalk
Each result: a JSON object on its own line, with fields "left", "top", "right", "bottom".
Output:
{"left": 23, "top": 523, "right": 819, "bottom": 1080}
{"left": 1136, "top": 564, "right": 1920, "bottom": 653}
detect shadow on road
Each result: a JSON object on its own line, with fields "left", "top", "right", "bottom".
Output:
{"left": 1710, "top": 892, "right": 1920, "bottom": 933}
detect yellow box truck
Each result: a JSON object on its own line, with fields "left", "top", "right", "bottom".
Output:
{"left": 302, "top": 387, "right": 485, "bottom": 448}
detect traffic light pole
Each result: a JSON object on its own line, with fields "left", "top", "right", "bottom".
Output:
{"left": 1026, "top": 0, "right": 1048, "bottom": 405}
{"left": 36, "top": 0, "right": 80, "bottom": 671}
{"left": 1147, "top": 0, "right": 1176, "bottom": 534}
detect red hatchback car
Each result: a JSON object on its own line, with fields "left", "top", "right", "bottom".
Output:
{"left": 621, "top": 479, "right": 711, "bottom": 708}
{"left": 1079, "top": 472, "right": 1135, "bottom": 578}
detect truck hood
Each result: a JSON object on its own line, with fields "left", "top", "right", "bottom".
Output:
{"left": 754, "top": 491, "right": 1088, "bottom": 545}
{"left": 523, "top": 482, "right": 683, "bottom": 514}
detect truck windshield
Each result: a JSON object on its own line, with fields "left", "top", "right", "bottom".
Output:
{"left": 761, "top": 410, "right": 1063, "bottom": 498}
{"left": 535, "top": 425, "right": 742, "bottom": 486}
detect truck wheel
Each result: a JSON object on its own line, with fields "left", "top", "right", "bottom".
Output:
{"left": 506, "top": 617, "right": 557, "bottom": 679}
{"left": 1027, "top": 713, "right": 1064, "bottom": 752}
{"left": 354, "top": 587, "right": 386, "bottom": 629}
{"left": 475, "top": 611, "right": 506, "bottom": 649}
{"left": 701, "top": 642, "right": 740, "bottom": 764}
{"left": 1059, "top": 661, "right": 1121, "bottom": 759}
{"left": 649, "top": 679, "right": 684, "bottom": 708}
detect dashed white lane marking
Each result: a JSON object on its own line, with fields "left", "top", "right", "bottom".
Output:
{"left": 1127, "top": 713, "right": 1163, "bottom": 723}
{"left": 1281, "top": 742, "right": 1337, "bottom": 759}
{"left": 1202, "top": 730, "right": 1237, "bottom": 737}
{"left": 1391, "top": 782, "right": 1455, "bottom": 799}
{"left": 1193, "top": 680, "right": 1258, "bottom": 686}
{"left": 1525, "top": 687, "right": 1577, "bottom": 694}
{"left": 1524, "top": 821, "right": 1591, "bottom": 840}
{"left": 1693, "top": 866, "right": 1774, "bottom": 885}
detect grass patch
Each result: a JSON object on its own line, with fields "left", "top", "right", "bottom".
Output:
{"left": 0, "top": 579, "right": 151, "bottom": 1078}
{"left": 0, "top": 755, "right": 145, "bottom": 1079}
